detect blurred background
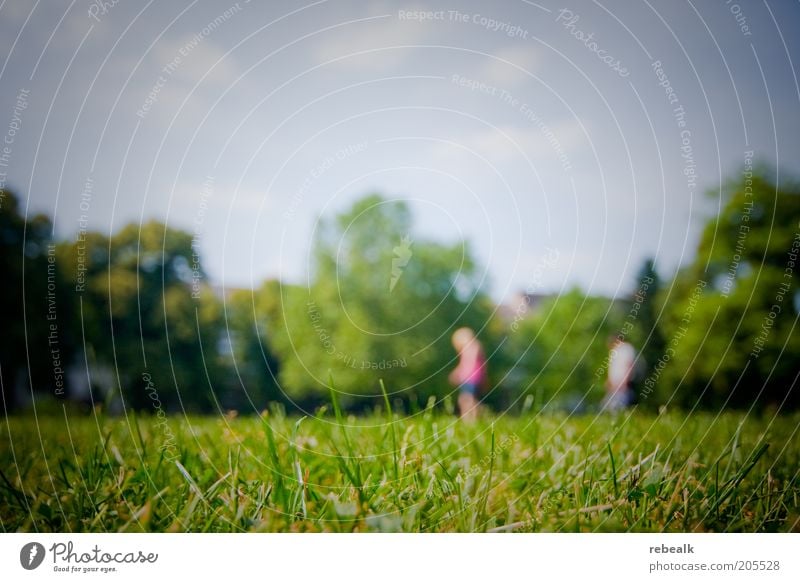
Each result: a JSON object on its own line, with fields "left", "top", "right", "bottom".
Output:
{"left": 1, "top": 0, "right": 798, "bottom": 415}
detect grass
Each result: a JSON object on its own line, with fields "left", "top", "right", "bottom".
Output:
{"left": 1, "top": 404, "right": 799, "bottom": 532}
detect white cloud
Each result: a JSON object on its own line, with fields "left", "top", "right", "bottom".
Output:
{"left": 478, "top": 45, "right": 540, "bottom": 87}
{"left": 310, "top": 13, "right": 427, "bottom": 71}
{"left": 427, "top": 119, "right": 586, "bottom": 166}
{"left": 152, "top": 37, "right": 241, "bottom": 89}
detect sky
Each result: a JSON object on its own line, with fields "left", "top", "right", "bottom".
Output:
{"left": 1, "top": 0, "right": 799, "bottom": 302}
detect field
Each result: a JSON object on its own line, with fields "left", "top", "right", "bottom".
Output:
{"left": 1, "top": 405, "right": 799, "bottom": 533}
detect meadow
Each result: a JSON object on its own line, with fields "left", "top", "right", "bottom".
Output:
{"left": 1, "top": 403, "right": 798, "bottom": 533}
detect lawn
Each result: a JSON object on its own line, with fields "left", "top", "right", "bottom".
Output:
{"left": 1, "top": 405, "right": 798, "bottom": 532}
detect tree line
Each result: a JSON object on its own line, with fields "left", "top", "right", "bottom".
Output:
{"left": 1, "top": 167, "right": 797, "bottom": 415}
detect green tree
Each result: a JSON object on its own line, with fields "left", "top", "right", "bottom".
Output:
{"left": 266, "top": 194, "right": 490, "bottom": 409}
{"left": 630, "top": 258, "right": 665, "bottom": 405}
{"left": 222, "top": 282, "right": 284, "bottom": 412}
{"left": 501, "top": 288, "right": 624, "bottom": 410}
{"left": 0, "top": 191, "right": 75, "bottom": 411}
{"left": 656, "top": 169, "right": 800, "bottom": 409}
{"left": 58, "top": 220, "right": 224, "bottom": 412}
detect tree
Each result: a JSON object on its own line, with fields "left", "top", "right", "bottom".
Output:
{"left": 222, "top": 282, "right": 284, "bottom": 412}
{"left": 58, "top": 220, "right": 224, "bottom": 412}
{"left": 655, "top": 169, "right": 800, "bottom": 409}
{"left": 0, "top": 191, "right": 74, "bottom": 411}
{"left": 500, "top": 288, "right": 625, "bottom": 410}
{"left": 630, "top": 258, "right": 666, "bottom": 405}
{"left": 265, "top": 194, "right": 490, "bottom": 409}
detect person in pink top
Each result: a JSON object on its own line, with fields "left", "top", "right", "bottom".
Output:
{"left": 602, "top": 336, "right": 636, "bottom": 412}
{"left": 448, "top": 327, "right": 487, "bottom": 422}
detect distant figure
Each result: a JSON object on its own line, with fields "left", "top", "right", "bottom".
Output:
{"left": 602, "top": 336, "right": 636, "bottom": 412}
{"left": 449, "top": 327, "right": 486, "bottom": 422}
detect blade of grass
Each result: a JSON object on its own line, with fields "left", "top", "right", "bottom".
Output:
{"left": 479, "top": 423, "right": 496, "bottom": 532}
{"left": 712, "top": 442, "right": 770, "bottom": 515}
{"left": 380, "top": 379, "right": 399, "bottom": 483}
{"left": 174, "top": 460, "right": 204, "bottom": 501}
{"left": 328, "top": 374, "right": 361, "bottom": 488}
{"left": 290, "top": 417, "right": 307, "bottom": 520}
{"left": 608, "top": 442, "right": 619, "bottom": 498}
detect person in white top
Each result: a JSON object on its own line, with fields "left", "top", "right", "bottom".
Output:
{"left": 602, "top": 336, "right": 636, "bottom": 411}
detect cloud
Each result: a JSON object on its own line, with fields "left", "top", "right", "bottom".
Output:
{"left": 310, "top": 13, "right": 427, "bottom": 71}
{"left": 126, "top": 37, "right": 246, "bottom": 127}
{"left": 152, "top": 37, "right": 241, "bottom": 89}
{"left": 427, "top": 119, "right": 586, "bottom": 167}
{"left": 478, "top": 44, "right": 541, "bottom": 87}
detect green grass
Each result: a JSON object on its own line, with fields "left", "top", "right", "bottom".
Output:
{"left": 1, "top": 405, "right": 799, "bottom": 532}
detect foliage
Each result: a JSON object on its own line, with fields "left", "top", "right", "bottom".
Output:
{"left": 500, "top": 289, "right": 627, "bottom": 410}
{"left": 655, "top": 171, "right": 800, "bottom": 409}
{"left": 0, "top": 191, "right": 74, "bottom": 412}
{"left": 57, "top": 220, "right": 224, "bottom": 412}
{"left": 4, "top": 167, "right": 799, "bottom": 415}
{"left": 265, "top": 194, "right": 491, "bottom": 408}
{"left": 222, "top": 283, "right": 284, "bottom": 412}
{"left": 631, "top": 258, "right": 666, "bottom": 400}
